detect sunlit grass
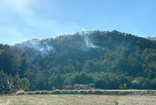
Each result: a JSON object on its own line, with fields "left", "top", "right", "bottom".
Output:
{"left": 0, "top": 94, "right": 156, "bottom": 105}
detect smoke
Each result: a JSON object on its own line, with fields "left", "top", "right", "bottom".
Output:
{"left": 14, "top": 38, "right": 53, "bottom": 55}
{"left": 36, "top": 41, "right": 53, "bottom": 55}
{"left": 79, "top": 31, "right": 103, "bottom": 49}
{"left": 84, "top": 36, "right": 99, "bottom": 48}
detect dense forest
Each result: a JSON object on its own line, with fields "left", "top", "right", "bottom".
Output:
{"left": 0, "top": 30, "right": 156, "bottom": 94}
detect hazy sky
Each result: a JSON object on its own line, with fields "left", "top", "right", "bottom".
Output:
{"left": 0, "top": 0, "right": 156, "bottom": 45}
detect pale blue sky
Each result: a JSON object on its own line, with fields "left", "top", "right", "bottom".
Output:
{"left": 0, "top": 0, "right": 156, "bottom": 45}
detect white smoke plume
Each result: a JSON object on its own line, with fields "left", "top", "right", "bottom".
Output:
{"left": 14, "top": 38, "right": 53, "bottom": 55}
{"left": 79, "top": 31, "right": 102, "bottom": 49}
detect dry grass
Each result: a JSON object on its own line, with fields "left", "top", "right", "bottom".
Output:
{"left": 0, "top": 94, "right": 156, "bottom": 105}
{"left": 15, "top": 89, "right": 156, "bottom": 95}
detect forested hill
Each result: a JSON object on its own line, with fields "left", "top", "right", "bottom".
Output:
{"left": 0, "top": 30, "right": 156, "bottom": 94}
{"left": 13, "top": 30, "right": 155, "bottom": 60}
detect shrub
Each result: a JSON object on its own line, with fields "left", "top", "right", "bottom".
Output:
{"left": 114, "top": 100, "right": 119, "bottom": 105}
{"left": 34, "top": 91, "right": 41, "bottom": 94}
{"left": 51, "top": 89, "right": 62, "bottom": 94}
{"left": 94, "top": 90, "right": 103, "bottom": 94}
{"left": 20, "top": 78, "right": 30, "bottom": 91}
{"left": 27, "top": 91, "right": 35, "bottom": 95}
{"left": 40, "top": 91, "right": 50, "bottom": 94}
{"left": 16, "top": 90, "right": 25, "bottom": 95}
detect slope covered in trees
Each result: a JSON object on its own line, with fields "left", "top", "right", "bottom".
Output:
{"left": 0, "top": 30, "right": 156, "bottom": 94}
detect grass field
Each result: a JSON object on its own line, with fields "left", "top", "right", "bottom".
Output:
{"left": 0, "top": 94, "right": 156, "bottom": 105}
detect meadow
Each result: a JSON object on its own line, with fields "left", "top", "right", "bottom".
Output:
{"left": 0, "top": 94, "right": 156, "bottom": 105}
{"left": 0, "top": 90, "right": 156, "bottom": 105}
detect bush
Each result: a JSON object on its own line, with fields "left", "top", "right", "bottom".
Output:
{"left": 26, "top": 91, "right": 35, "bottom": 95}
{"left": 16, "top": 90, "right": 25, "bottom": 95}
{"left": 51, "top": 89, "right": 62, "bottom": 94}
{"left": 34, "top": 91, "right": 41, "bottom": 94}
{"left": 114, "top": 100, "right": 119, "bottom": 105}
{"left": 40, "top": 91, "right": 50, "bottom": 94}
{"left": 20, "top": 78, "right": 30, "bottom": 91}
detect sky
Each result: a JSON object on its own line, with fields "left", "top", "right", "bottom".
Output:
{"left": 0, "top": 0, "right": 156, "bottom": 45}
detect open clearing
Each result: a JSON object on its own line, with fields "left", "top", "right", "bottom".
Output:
{"left": 0, "top": 94, "right": 156, "bottom": 105}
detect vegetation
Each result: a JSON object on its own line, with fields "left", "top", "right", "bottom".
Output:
{"left": 0, "top": 94, "right": 156, "bottom": 105}
{"left": 0, "top": 30, "right": 156, "bottom": 94}
{"left": 15, "top": 90, "right": 156, "bottom": 95}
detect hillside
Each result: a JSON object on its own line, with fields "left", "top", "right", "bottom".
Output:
{"left": 12, "top": 30, "right": 141, "bottom": 63}
{"left": 0, "top": 30, "right": 156, "bottom": 94}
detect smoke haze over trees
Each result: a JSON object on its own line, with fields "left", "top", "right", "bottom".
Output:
{"left": 0, "top": 30, "right": 156, "bottom": 94}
